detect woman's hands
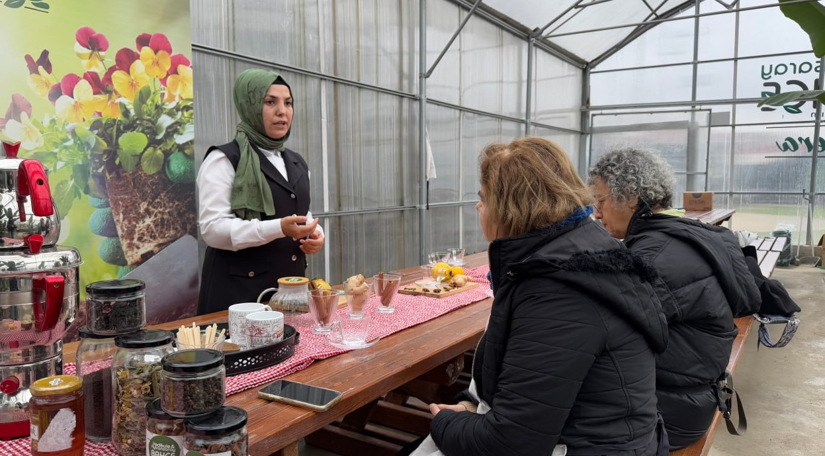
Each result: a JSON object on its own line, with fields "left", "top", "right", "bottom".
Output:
{"left": 300, "top": 230, "right": 324, "bottom": 255}
{"left": 280, "top": 216, "right": 324, "bottom": 255}
{"left": 429, "top": 403, "right": 468, "bottom": 417}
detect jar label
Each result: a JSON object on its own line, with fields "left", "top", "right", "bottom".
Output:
{"left": 147, "top": 432, "right": 184, "bottom": 456}
{"left": 184, "top": 451, "right": 230, "bottom": 456}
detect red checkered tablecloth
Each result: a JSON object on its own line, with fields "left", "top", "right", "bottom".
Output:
{"left": 0, "top": 265, "right": 491, "bottom": 455}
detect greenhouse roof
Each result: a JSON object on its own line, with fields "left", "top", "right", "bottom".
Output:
{"left": 475, "top": 0, "right": 710, "bottom": 64}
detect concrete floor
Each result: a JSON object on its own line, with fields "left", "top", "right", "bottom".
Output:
{"left": 302, "top": 265, "right": 823, "bottom": 456}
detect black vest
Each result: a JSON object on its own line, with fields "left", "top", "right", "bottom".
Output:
{"left": 197, "top": 141, "right": 311, "bottom": 315}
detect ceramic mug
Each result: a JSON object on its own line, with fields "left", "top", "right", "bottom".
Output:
{"left": 229, "top": 302, "right": 271, "bottom": 349}
{"left": 246, "top": 310, "right": 285, "bottom": 348}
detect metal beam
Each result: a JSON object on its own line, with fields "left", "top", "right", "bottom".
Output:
{"left": 545, "top": 0, "right": 818, "bottom": 40}
{"left": 591, "top": 49, "right": 815, "bottom": 74}
{"left": 419, "top": 0, "right": 428, "bottom": 263}
{"left": 587, "top": 97, "right": 763, "bottom": 111}
{"left": 525, "top": 38, "right": 534, "bottom": 135}
{"left": 536, "top": 1, "right": 584, "bottom": 36}
{"left": 807, "top": 55, "right": 825, "bottom": 246}
{"left": 425, "top": 0, "right": 481, "bottom": 78}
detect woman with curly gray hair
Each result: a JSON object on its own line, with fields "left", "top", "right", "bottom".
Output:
{"left": 588, "top": 149, "right": 761, "bottom": 449}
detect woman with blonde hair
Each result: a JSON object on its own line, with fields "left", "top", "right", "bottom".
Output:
{"left": 411, "top": 137, "right": 669, "bottom": 456}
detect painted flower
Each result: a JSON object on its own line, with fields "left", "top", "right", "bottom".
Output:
{"left": 161, "top": 53, "right": 190, "bottom": 86}
{"left": 164, "top": 65, "right": 193, "bottom": 102}
{"left": 112, "top": 60, "right": 150, "bottom": 101}
{"left": 55, "top": 79, "right": 107, "bottom": 124}
{"left": 5, "top": 112, "right": 43, "bottom": 151}
{"left": 74, "top": 26, "right": 109, "bottom": 73}
{"left": 136, "top": 33, "right": 172, "bottom": 54}
{"left": 0, "top": 94, "right": 32, "bottom": 130}
{"left": 140, "top": 46, "right": 171, "bottom": 79}
{"left": 25, "top": 50, "right": 56, "bottom": 97}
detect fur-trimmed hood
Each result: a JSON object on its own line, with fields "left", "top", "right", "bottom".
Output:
{"left": 488, "top": 218, "right": 668, "bottom": 353}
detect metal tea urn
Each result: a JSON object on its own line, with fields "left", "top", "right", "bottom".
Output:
{"left": 0, "top": 141, "right": 82, "bottom": 439}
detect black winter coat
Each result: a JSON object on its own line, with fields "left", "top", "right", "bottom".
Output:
{"left": 430, "top": 219, "right": 669, "bottom": 456}
{"left": 623, "top": 208, "right": 761, "bottom": 449}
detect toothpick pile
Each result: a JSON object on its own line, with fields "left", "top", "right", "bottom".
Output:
{"left": 177, "top": 322, "right": 225, "bottom": 349}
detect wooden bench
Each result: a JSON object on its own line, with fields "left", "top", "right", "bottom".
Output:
{"left": 671, "top": 237, "right": 783, "bottom": 455}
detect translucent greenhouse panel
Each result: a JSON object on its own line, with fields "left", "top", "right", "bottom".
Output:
{"left": 191, "top": 0, "right": 231, "bottom": 48}
{"left": 733, "top": 124, "right": 823, "bottom": 193}
{"left": 462, "top": 204, "right": 488, "bottom": 256}
{"left": 735, "top": 52, "right": 820, "bottom": 124}
{"left": 698, "top": 0, "right": 736, "bottom": 62}
{"left": 697, "top": 62, "right": 735, "bottom": 101}
{"left": 590, "top": 65, "right": 693, "bottom": 106}
{"left": 192, "top": 53, "right": 234, "bottom": 166}
{"left": 481, "top": 0, "right": 578, "bottom": 32}
{"left": 426, "top": 206, "right": 461, "bottom": 253}
{"left": 426, "top": 0, "right": 461, "bottom": 105}
{"left": 729, "top": 194, "right": 812, "bottom": 243}
{"left": 708, "top": 127, "right": 733, "bottom": 192}
{"left": 461, "top": 115, "right": 524, "bottom": 200}
{"left": 232, "top": 0, "right": 322, "bottom": 72}
{"left": 532, "top": 49, "right": 582, "bottom": 130}
{"left": 738, "top": 2, "right": 815, "bottom": 58}
{"left": 325, "top": 84, "right": 417, "bottom": 211}
{"left": 321, "top": 0, "right": 418, "bottom": 94}
{"left": 594, "top": 7, "right": 695, "bottom": 71}
{"left": 530, "top": 127, "right": 581, "bottom": 166}
{"left": 427, "top": 105, "right": 461, "bottom": 204}
{"left": 461, "top": 16, "right": 527, "bottom": 118}
{"left": 320, "top": 210, "right": 420, "bottom": 284}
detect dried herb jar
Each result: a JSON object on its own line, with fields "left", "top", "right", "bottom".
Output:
{"left": 160, "top": 349, "right": 226, "bottom": 417}
{"left": 76, "top": 327, "right": 118, "bottom": 442}
{"left": 29, "top": 375, "right": 85, "bottom": 456}
{"left": 146, "top": 398, "right": 185, "bottom": 456}
{"left": 183, "top": 406, "right": 248, "bottom": 456}
{"left": 86, "top": 279, "right": 146, "bottom": 335}
{"left": 112, "top": 329, "right": 174, "bottom": 456}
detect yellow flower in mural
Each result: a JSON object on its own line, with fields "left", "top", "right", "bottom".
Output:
{"left": 27, "top": 66, "right": 56, "bottom": 98}
{"left": 164, "top": 65, "right": 193, "bottom": 103}
{"left": 112, "top": 60, "right": 150, "bottom": 101}
{"left": 74, "top": 27, "right": 109, "bottom": 73}
{"left": 140, "top": 46, "right": 171, "bottom": 79}
{"left": 100, "top": 97, "right": 122, "bottom": 119}
{"left": 55, "top": 79, "right": 106, "bottom": 124}
{"left": 4, "top": 112, "right": 44, "bottom": 151}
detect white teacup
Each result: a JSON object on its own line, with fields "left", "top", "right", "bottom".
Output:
{"left": 246, "top": 310, "right": 285, "bottom": 348}
{"left": 229, "top": 302, "right": 271, "bottom": 349}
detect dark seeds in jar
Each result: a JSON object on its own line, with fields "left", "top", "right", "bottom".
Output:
{"left": 184, "top": 434, "right": 247, "bottom": 456}
{"left": 89, "top": 297, "right": 143, "bottom": 333}
{"left": 162, "top": 375, "right": 224, "bottom": 416}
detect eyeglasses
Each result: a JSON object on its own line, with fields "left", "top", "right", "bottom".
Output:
{"left": 593, "top": 194, "right": 610, "bottom": 212}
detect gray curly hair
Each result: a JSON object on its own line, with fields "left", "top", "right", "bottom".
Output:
{"left": 587, "top": 149, "right": 675, "bottom": 211}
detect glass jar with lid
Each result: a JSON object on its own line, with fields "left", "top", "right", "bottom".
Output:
{"left": 261, "top": 277, "right": 309, "bottom": 316}
{"left": 86, "top": 279, "right": 146, "bottom": 335}
{"left": 29, "top": 375, "right": 85, "bottom": 456}
{"left": 76, "top": 327, "right": 118, "bottom": 442}
{"left": 160, "top": 349, "right": 226, "bottom": 417}
{"left": 112, "top": 329, "right": 174, "bottom": 456}
{"left": 146, "top": 398, "right": 185, "bottom": 456}
{"left": 184, "top": 406, "right": 248, "bottom": 456}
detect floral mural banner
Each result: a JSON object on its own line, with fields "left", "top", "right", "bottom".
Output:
{"left": 0, "top": 0, "right": 198, "bottom": 334}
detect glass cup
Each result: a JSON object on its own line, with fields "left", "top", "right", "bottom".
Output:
{"left": 332, "top": 313, "right": 371, "bottom": 347}
{"left": 307, "top": 289, "right": 339, "bottom": 334}
{"left": 447, "top": 248, "right": 465, "bottom": 265}
{"left": 344, "top": 281, "right": 373, "bottom": 319}
{"left": 176, "top": 329, "right": 226, "bottom": 351}
{"left": 373, "top": 273, "right": 401, "bottom": 314}
{"left": 428, "top": 252, "right": 449, "bottom": 265}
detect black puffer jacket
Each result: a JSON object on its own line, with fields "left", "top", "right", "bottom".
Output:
{"left": 431, "top": 219, "right": 669, "bottom": 456}
{"left": 623, "top": 208, "right": 761, "bottom": 449}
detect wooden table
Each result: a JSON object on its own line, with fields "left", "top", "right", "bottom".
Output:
{"left": 64, "top": 253, "right": 492, "bottom": 456}
{"left": 685, "top": 209, "right": 735, "bottom": 226}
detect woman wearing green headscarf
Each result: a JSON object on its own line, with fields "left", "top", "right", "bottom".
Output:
{"left": 197, "top": 69, "right": 324, "bottom": 315}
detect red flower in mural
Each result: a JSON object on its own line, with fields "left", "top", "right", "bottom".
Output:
{"left": 83, "top": 72, "right": 105, "bottom": 95}
{"left": 25, "top": 50, "right": 52, "bottom": 75}
{"left": 48, "top": 84, "right": 62, "bottom": 105}
{"left": 0, "top": 94, "right": 32, "bottom": 130}
{"left": 25, "top": 50, "right": 56, "bottom": 97}
{"left": 75, "top": 26, "right": 110, "bottom": 73}
{"left": 136, "top": 33, "right": 172, "bottom": 54}
{"left": 115, "top": 48, "right": 140, "bottom": 73}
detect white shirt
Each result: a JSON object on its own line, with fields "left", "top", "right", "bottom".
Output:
{"left": 197, "top": 147, "right": 324, "bottom": 252}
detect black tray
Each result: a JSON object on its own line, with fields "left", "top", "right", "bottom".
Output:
{"left": 173, "top": 322, "right": 300, "bottom": 376}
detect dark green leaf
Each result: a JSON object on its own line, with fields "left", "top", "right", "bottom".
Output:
{"left": 71, "top": 164, "right": 91, "bottom": 195}
{"left": 30, "top": 1, "right": 48, "bottom": 9}
{"left": 174, "top": 123, "right": 195, "bottom": 145}
{"left": 31, "top": 152, "right": 57, "bottom": 171}
{"left": 53, "top": 181, "right": 75, "bottom": 218}
{"left": 784, "top": 105, "right": 803, "bottom": 114}
{"left": 758, "top": 90, "right": 825, "bottom": 107}
{"left": 780, "top": 0, "right": 825, "bottom": 58}
{"left": 155, "top": 115, "right": 174, "bottom": 139}
{"left": 761, "top": 91, "right": 775, "bottom": 99}
{"left": 119, "top": 102, "right": 131, "bottom": 120}
{"left": 135, "top": 86, "right": 152, "bottom": 118}
{"left": 4, "top": 0, "right": 26, "bottom": 8}
{"left": 141, "top": 148, "right": 165, "bottom": 175}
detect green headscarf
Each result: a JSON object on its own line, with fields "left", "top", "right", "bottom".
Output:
{"left": 230, "top": 69, "right": 293, "bottom": 221}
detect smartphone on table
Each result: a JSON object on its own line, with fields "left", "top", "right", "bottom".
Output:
{"left": 258, "top": 380, "right": 342, "bottom": 412}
